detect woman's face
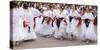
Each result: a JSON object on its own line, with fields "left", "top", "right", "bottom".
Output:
{"left": 85, "top": 6, "right": 89, "bottom": 12}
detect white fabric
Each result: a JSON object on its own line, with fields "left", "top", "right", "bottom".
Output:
{"left": 54, "top": 19, "right": 67, "bottom": 38}
{"left": 81, "top": 12, "right": 94, "bottom": 20}
{"left": 25, "top": 7, "right": 41, "bottom": 40}
{"left": 40, "top": 10, "right": 54, "bottom": 36}
{"left": 28, "top": 7, "right": 41, "bottom": 32}
{"left": 21, "top": 7, "right": 38, "bottom": 40}
{"left": 35, "top": 16, "right": 43, "bottom": 33}
{"left": 69, "top": 19, "right": 79, "bottom": 37}
{"left": 69, "top": 10, "right": 80, "bottom": 37}
{"left": 69, "top": 9, "right": 80, "bottom": 17}
{"left": 43, "top": 10, "right": 53, "bottom": 17}
{"left": 61, "top": 9, "right": 69, "bottom": 17}
{"left": 12, "top": 8, "right": 27, "bottom": 41}
{"left": 80, "top": 21, "right": 97, "bottom": 41}
{"left": 29, "top": 8, "right": 42, "bottom": 17}
{"left": 65, "top": 17, "right": 70, "bottom": 33}
{"left": 61, "top": 9, "right": 70, "bottom": 33}
{"left": 53, "top": 9, "right": 61, "bottom": 17}
{"left": 80, "top": 12, "right": 96, "bottom": 41}
{"left": 40, "top": 20, "right": 53, "bottom": 35}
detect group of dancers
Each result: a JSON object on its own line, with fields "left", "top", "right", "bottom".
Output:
{"left": 10, "top": 1, "right": 97, "bottom": 46}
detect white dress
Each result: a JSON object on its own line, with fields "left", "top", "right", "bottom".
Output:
{"left": 53, "top": 9, "right": 61, "bottom": 17}
{"left": 61, "top": 9, "right": 70, "bottom": 33}
{"left": 35, "top": 16, "right": 43, "bottom": 33}
{"left": 30, "top": 8, "right": 42, "bottom": 34}
{"left": 70, "top": 19, "right": 79, "bottom": 37}
{"left": 80, "top": 21, "right": 87, "bottom": 40}
{"left": 53, "top": 9, "right": 67, "bottom": 38}
{"left": 40, "top": 20, "right": 53, "bottom": 36}
{"left": 69, "top": 10, "right": 80, "bottom": 37}
{"left": 40, "top": 10, "right": 54, "bottom": 36}
{"left": 53, "top": 20, "right": 60, "bottom": 38}
{"left": 22, "top": 7, "right": 37, "bottom": 40}
{"left": 86, "top": 21, "right": 97, "bottom": 40}
{"left": 12, "top": 8, "right": 27, "bottom": 41}
{"left": 54, "top": 19, "right": 67, "bottom": 38}
{"left": 80, "top": 12, "right": 97, "bottom": 41}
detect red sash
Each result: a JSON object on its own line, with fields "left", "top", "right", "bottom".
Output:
{"left": 33, "top": 17, "right": 37, "bottom": 29}
{"left": 46, "top": 17, "right": 51, "bottom": 25}
{"left": 23, "top": 20, "right": 28, "bottom": 28}
{"left": 77, "top": 17, "right": 82, "bottom": 27}
{"left": 93, "top": 17, "right": 97, "bottom": 26}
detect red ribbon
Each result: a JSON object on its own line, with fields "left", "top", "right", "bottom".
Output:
{"left": 46, "top": 17, "right": 51, "bottom": 25}
{"left": 77, "top": 17, "right": 82, "bottom": 27}
{"left": 93, "top": 17, "right": 97, "bottom": 26}
{"left": 33, "top": 17, "right": 37, "bottom": 29}
{"left": 23, "top": 20, "right": 28, "bottom": 28}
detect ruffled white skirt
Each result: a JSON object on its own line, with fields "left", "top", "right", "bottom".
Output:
{"left": 80, "top": 22, "right": 97, "bottom": 41}
{"left": 69, "top": 19, "right": 79, "bottom": 37}
{"left": 40, "top": 22, "right": 54, "bottom": 36}
{"left": 54, "top": 21, "right": 67, "bottom": 38}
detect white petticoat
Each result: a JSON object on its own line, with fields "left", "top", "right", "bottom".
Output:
{"left": 24, "top": 32, "right": 37, "bottom": 40}
{"left": 13, "top": 18, "right": 27, "bottom": 42}
{"left": 54, "top": 20, "right": 67, "bottom": 38}
{"left": 80, "top": 21, "right": 97, "bottom": 41}
{"left": 69, "top": 19, "right": 79, "bottom": 37}
{"left": 40, "top": 21, "right": 54, "bottom": 36}
{"left": 65, "top": 17, "right": 70, "bottom": 33}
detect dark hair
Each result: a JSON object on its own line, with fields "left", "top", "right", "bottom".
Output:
{"left": 84, "top": 6, "right": 90, "bottom": 12}
{"left": 23, "top": 3, "right": 28, "bottom": 9}
{"left": 80, "top": 7, "right": 85, "bottom": 12}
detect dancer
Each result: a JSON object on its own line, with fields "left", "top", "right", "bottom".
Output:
{"left": 80, "top": 6, "right": 97, "bottom": 43}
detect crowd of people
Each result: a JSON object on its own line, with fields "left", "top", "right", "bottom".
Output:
{"left": 10, "top": 1, "right": 97, "bottom": 46}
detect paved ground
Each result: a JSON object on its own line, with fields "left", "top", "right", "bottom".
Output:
{"left": 13, "top": 36, "right": 97, "bottom": 49}
{"left": 12, "top": 26, "right": 97, "bottom": 49}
